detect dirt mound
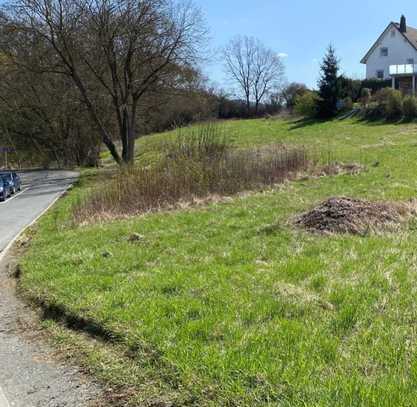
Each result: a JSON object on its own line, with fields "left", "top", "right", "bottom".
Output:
{"left": 295, "top": 197, "right": 415, "bottom": 235}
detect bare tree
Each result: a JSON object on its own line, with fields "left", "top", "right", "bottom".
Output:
{"left": 223, "top": 36, "right": 285, "bottom": 115}
{"left": 2, "top": 0, "right": 207, "bottom": 165}
{"left": 223, "top": 36, "right": 255, "bottom": 114}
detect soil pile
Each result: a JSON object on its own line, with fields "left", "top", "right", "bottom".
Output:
{"left": 295, "top": 197, "right": 414, "bottom": 235}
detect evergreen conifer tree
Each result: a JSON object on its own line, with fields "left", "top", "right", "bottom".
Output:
{"left": 317, "top": 45, "right": 340, "bottom": 118}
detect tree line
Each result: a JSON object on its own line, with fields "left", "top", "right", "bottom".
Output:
{"left": 0, "top": 0, "right": 212, "bottom": 166}
{"left": 0, "top": 0, "right": 289, "bottom": 168}
{"left": 0, "top": 2, "right": 382, "bottom": 168}
{"left": 292, "top": 45, "right": 394, "bottom": 119}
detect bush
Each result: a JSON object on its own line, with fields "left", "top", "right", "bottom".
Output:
{"left": 341, "top": 97, "right": 353, "bottom": 111}
{"left": 385, "top": 89, "right": 403, "bottom": 119}
{"left": 338, "top": 76, "right": 362, "bottom": 102}
{"left": 360, "top": 88, "right": 371, "bottom": 107}
{"left": 370, "top": 88, "right": 403, "bottom": 119}
{"left": 74, "top": 124, "right": 309, "bottom": 222}
{"left": 294, "top": 91, "right": 320, "bottom": 118}
{"left": 361, "top": 78, "right": 391, "bottom": 93}
{"left": 281, "top": 82, "right": 309, "bottom": 110}
{"left": 402, "top": 96, "right": 417, "bottom": 119}
{"left": 165, "top": 122, "right": 228, "bottom": 161}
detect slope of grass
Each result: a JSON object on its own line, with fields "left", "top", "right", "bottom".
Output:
{"left": 126, "top": 117, "right": 417, "bottom": 166}
{"left": 20, "top": 117, "right": 417, "bottom": 406}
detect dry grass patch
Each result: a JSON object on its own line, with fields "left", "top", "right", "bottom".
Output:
{"left": 295, "top": 197, "right": 416, "bottom": 235}
{"left": 73, "top": 124, "right": 309, "bottom": 224}
{"left": 314, "top": 162, "right": 366, "bottom": 177}
{"left": 274, "top": 282, "right": 335, "bottom": 311}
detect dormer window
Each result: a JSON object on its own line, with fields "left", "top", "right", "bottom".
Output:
{"left": 380, "top": 47, "right": 388, "bottom": 57}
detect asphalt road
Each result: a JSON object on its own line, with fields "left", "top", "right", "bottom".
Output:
{"left": 0, "top": 171, "right": 101, "bottom": 407}
{"left": 0, "top": 171, "right": 79, "bottom": 254}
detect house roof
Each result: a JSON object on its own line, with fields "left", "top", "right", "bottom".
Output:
{"left": 361, "top": 22, "right": 417, "bottom": 64}
{"left": 398, "top": 23, "right": 417, "bottom": 50}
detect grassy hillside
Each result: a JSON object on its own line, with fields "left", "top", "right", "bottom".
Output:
{"left": 104, "top": 117, "right": 414, "bottom": 167}
{"left": 20, "top": 117, "right": 417, "bottom": 406}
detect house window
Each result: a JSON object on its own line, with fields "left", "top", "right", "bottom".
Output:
{"left": 380, "top": 47, "right": 388, "bottom": 57}
{"left": 391, "top": 29, "right": 396, "bottom": 37}
{"left": 376, "top": 70, "right": 384, "bottom": 79}
{"left": 407, "top": 58, "right": 415, "bottom": 64}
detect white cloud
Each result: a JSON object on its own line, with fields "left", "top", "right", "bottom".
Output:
{"left": 278, "top": 52, "right": 288, "bottom": 58}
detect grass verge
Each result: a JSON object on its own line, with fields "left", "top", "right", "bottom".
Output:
{"left": 18, "top": 117, "right": 417, "bottom": 406}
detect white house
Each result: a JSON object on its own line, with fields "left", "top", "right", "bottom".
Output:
{"left": 361, "top": 15, "right": 417, "bottom": 94}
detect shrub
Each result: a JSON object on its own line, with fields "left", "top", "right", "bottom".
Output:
{"left": 294, "top": 92, "right": 320, "bottom": 118}
{"left": 341, "top": 97, "right": 353, "bottom": 111}
{"left": 164, "top": 122, "right": 229, "bottom": 161}
{"left": 361, "top": 78, "right": 391, "bottom": 93}
{"left": 360, "top": 88, "right": 371, "bottom": 107}
{"left": 402, "top": 96, "right": 417, "bottom": 119}
{"left": 74, "top": 124, "right": 309, "bottom": 222}
{"left": 371, "top": 88, "right": 403, "bottom": 119}
{"left": 385, "top": 89, "right": 403, "bottom": 119}
{"left": 281, "top": 82, "right": 309, "bottom": 110}
{"left": 338, "top": 76, "right": 362, "bottom": 102}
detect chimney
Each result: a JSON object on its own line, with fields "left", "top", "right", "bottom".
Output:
{"left": 400, "top": 15, "right": 407, "bottom": 33}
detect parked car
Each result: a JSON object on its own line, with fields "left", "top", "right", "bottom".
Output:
{"left": 11, "top": 172, "right": 21, "bottom": 192}
{"left": 0, "top": 177, "right": 12, "bottom": 201}
{"left": 0, "top": 172, "right": 19, "bottom": 194}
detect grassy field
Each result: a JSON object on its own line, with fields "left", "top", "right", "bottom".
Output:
{"left": 20, "top": 117, "right": 417, "bottom": 406}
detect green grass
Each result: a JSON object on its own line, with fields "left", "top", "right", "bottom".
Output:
{"left": 129, "top": 117, "right": 417, "bottom": 166}
{"left": 20, "top": 117, "right": 417, "bottom": 406}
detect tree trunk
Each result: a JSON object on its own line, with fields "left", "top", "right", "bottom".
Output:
{"left": 126, "top": 122, "right": 136, "bottom": 164}
{"left": 121, "top": 110, "right": 129, "bottom": 163}
{"left": 71, "top": 72, "right": 123, "bottom": 165}
{"left": 120, "top": 101, "right": 138, "bottom": 166}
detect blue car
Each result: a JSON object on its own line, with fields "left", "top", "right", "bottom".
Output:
{"left": 11, "top": 172, "right": 21, "bottom": 192}
{"left": 0, "top": 172, "right": 20, "bottom": 194}
{"left": 0, "top": 177, "right": 11, "bottom": 201}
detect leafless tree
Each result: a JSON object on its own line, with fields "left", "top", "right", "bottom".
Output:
{"left": 2, "top": 0, "right": 207, "bottom": 165}
{"left": 223, "top": 36, "right": 285, "bottom": 115}
{"left": 0, "top": 40, "right": 103, "bottom": 167}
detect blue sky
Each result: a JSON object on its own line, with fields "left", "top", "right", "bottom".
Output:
{"left": 194, "top": 0, "right": 417, "bottom": 90}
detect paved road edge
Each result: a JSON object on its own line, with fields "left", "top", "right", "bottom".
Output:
{"left": 0, "top": 387, "right": 10, "bottom": 407}
{"left": 0, "top": 188, "right": 70, "bottom": 264}
{"left": 0, "top": 184, "right": 74, "bottom": 407}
